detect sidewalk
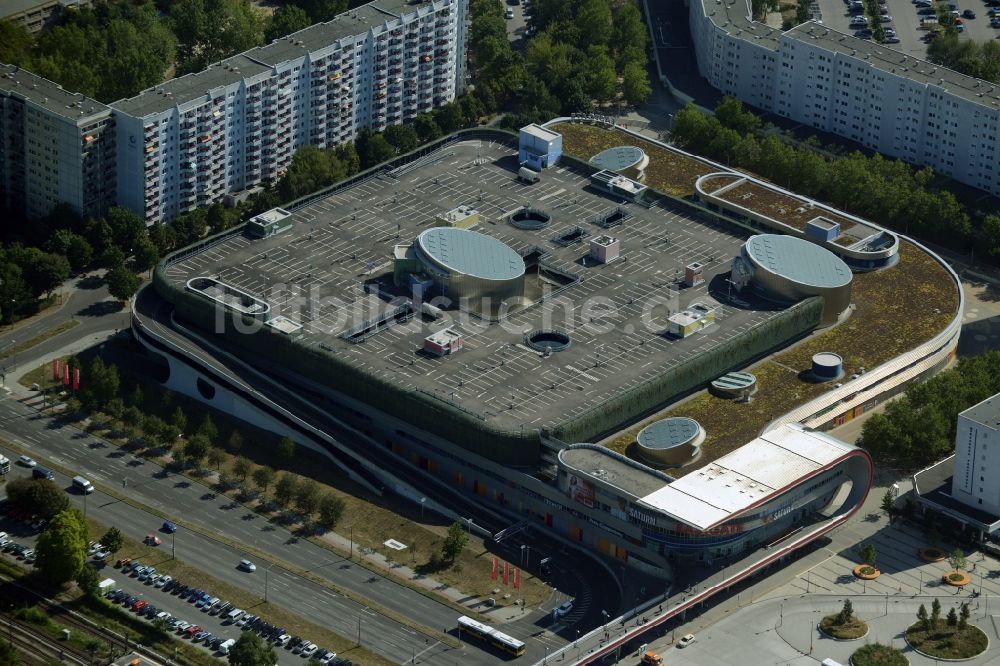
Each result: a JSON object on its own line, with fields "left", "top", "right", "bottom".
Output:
{"left": 1, "top": 328, "right": 119, "bottom": 395}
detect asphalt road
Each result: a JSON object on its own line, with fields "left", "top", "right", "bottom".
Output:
{"left": 0, "top": 403, "right": 478, "bottom": 665}
{"left": 0, "top": 276, "right": 120, "bottom": 379}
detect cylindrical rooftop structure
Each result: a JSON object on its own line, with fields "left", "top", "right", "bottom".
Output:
{"left": 414, "top": 227, "right": 526, "bottom": 304}
{"left": 812, "top": 352, "right": 844, "bottom": 381}
{"left": 635, "top": 417, "right": 705, "bottom": 467}
{"left": 741, "top": 234, "right": 853, "bottom": 326}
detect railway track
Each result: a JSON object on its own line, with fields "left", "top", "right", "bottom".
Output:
{"left": 0, "top": 615, "right": 90, "bottom": 666}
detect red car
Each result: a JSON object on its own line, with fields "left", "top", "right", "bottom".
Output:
{"left": 144, "top": 534, "right": 162, "bottom": 546}
{"left": 132, "top": 600, "right": 149, "bottom": 612}
{"left": 184, "top": 625, "right": 203, "bottom": 638}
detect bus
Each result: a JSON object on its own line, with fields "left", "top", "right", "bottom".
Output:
{"left": 457, "top": 615, "right": 526, "bottom": 658}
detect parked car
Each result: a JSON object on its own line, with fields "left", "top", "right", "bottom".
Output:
{"left": 963, "top": 8, "right": 976, "bottom": 17}
{"left": 885, "top": 36, "right": 901, "bottom": 42}
{"left": 132, "top": 600, "right": 149, "bottom": 612}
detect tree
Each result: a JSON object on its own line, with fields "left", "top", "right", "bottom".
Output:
{"left": 184, "top": 434, "right": 211, "bottom": 467}
{"left": 227, "top": 430, "right": 244, "bottom": 454}
{"left": 99, "top": 527, "right": 124, "bottom": 554}
{"left": 622, "top": 61, "right": 651, "bottom": 106}
{"left": 227, "top": 630, "right": 277, "bottom": 666}
{"left": 0, "top": 260, "right": 31, "bottom": 324}
{"left": 947, "top": 607, "right": 958, "bottom": 626}
{"left": 881, "top": 489, "right": 895, "bottom": 521}
{"left": 277, "top": 145, "right": 347, "bottom": 201}
{"left": 143, "top": 415, "right": 167, "bottom": 446}
{"left": 234, "top": 456, "right": 253, "bottom": 482}
{"left": 949, "top": 548, "right": 967, "bottom": 571}
{"left": 356, "top": 130, "right": 395, "bottom": 169}
{"left": 107, "top": 207, "right": 148, "bottom": 253}
{"left": 170, "top": 0, "right": 265, "bottom": 73}
{"left": 960, "top": 602, "right": 970, "bottom": 629}
{"left": 208, "top": 447, "right": 226, "bottom": 471}
{"left": 0, "top": 637, "right": 18, "bottom": 666}
{"left": 383, "top": 124, "right": 419, "bottom": 154}
{"left": 105, "top": 266, "right": 141, "bottom": 302}
{"left": 931, "top": 598, "right": 942, "bottom": 629}
{"left": 129, "top": 384, "right": 144, "bottom": 409}
{"left": 35, "top": 509, "right": 87, "bottom": 585}
{"left": 859, "top": 543, "right": 877, "bottom": 568}
{"left": 274, "top": 473, "right": 299, "bottom": 508}
{"left": 266, "top": 5, "right": 311, "bottom": 42}
{"left": 0, "top": 19, "right": 32, "bottom": 66}
{"left": 982, "top": 214, "right": 1000, "bottom": 259}
{"left": 171, "top": 407, "right": 188, "bottom": 435}
{"left": 132, "top": 236, "right": 160, "bottom": 273}
{"left": 441, "top": 522, "right": 468, "bottom": 562}
{"left": 65, "top": 234, "right": 94, "bottom": 271}
{"left": 15, "top": 248, "right": 70, "bottom": 298}
{"left": 917, "top": 603, "right": 930, "bottom": 631}
{"left": 198, "top": 413, "right": 218, "bottom": 443}
{"left": 252, "top": 466, "right": 276, "bottom": 494}
{"left": 295, "top": 479, "right": 322, "bottom": 516}
{"left": 836, "top": 598, "right": 854, "bottom": 625}
{"left": 317, "top": 492, "right": 345, "bottom": 529}
{"left": 79, "top": 357, "right": 120, "bottom": 411}
{"left": 122, "top": 406, "right": 145, "bottom": 434}
{"left": 584, "top": 47, "right": 617, "bottom": 103}
{"left": 295, "top": 0, "right": 348, "bottom": 22}
{"left": 413, "top": 114, "right": 442, "bottom": 143}
{"left": 76, "top": 562, "right": 101, "bottom": 598}
{"left": 612, "top": 4, "right": 648, "bottom": 69}
{"left": 277, "top": 436, "right": 295, "bottom": 465}
{"left": 6, "top": 478, "right": 69, "bottom": 519}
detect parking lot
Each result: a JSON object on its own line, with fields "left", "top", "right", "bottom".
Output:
{"left": 815, "top": 0, "right": 997, "bottom": 58}
{"left": 166, "top": 138, "right": 785, "bottom": 433}
{"left": 0, "top": 527, "right": 347, "bottom": 666}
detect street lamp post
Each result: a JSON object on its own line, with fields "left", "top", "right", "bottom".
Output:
{"left": 420, "top": 497, "right": 426, "bottom": 521}
{"left": 465, "top": 517, "right": 473, "bottom": 534}
{"left": 171, "top": 531, "right": 175, "bottom": 559}
{"left": 520, "top": 544, "right": 526, "bottom": 567}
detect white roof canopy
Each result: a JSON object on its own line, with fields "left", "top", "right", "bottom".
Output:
{"left": 639, "top": 424, "right": 853, "bottom": 530}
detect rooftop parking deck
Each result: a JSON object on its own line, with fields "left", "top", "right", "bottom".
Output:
{"left": 163, "top": 139, "right": 795, "bottom": 434}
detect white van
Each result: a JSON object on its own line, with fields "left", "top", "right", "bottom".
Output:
{"left": 226, "top": 608, "right": 245, "bottom": 623}
{"left": 218, "top": 638, "right": 236, "bottom": 655}
{"left": 72, "top": 476, "right": 94, "bottom": 494}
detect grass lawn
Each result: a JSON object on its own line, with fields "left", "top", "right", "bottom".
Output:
{"left": 819, "top": 614, "right": 868, "bottom": 639}
{"left": 551, "top": 122, "right": 716, "bottom": 196}
{"left": 601, "top": 241, "right": 959, "bottom": 471}
{"left": 17, "top": 351, "right": 553, "bottom": 615}
{"left": 851, "top": 643, "right": 908, "bottom": 666}
{"left": 0, "top": 319, "right": 79, "bottom": 360}
{"left": 905, "top": 622, "right": 988, "bottom": 659}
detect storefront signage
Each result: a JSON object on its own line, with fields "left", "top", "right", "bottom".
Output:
{"left": 627, "top": 507, "right": 657, "bottom": 526}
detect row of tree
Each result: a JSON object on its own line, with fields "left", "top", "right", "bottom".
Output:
{"left": 671, "top": 98, "right": 976, "bottom": 250}
{"left": 927, "top": 32, "right": 1000, "bottom": 85}
{"left": 0, "top": 0, "right": 351, "bottom": 103}
{"left": 859, "top": 351, "right": 1000, "bottom": 467}
{"left": 470, "top": 0, "right": 651, "bottom": 128}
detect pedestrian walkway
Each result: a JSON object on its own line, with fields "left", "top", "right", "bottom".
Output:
{"left": 1, "top": 328, "right": 118, "bottom": 395}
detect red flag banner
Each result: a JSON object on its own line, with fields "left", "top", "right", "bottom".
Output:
{"left": 491, "top": 557, "right": 498, "bottom": 581}
{"left": 503, "top": 561, "right": 509, "bottom": 586}
{"left": 63, "top": 364, "right": 70, "bottom": 385}
{"left": 52, "top": 359, "right": 59, "bottom": 381}
{"left": 72, "top": 368, "right": 80, "bottom": 391}
{"left": 514, "top": 567, "right": 521, "bottom": 590}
